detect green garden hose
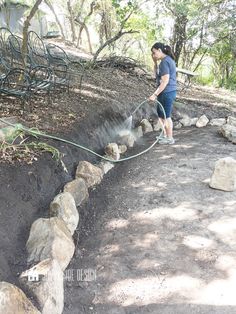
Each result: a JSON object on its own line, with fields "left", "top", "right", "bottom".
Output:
{"left": 0, "top": 99, "right": 166, "bottom": 163}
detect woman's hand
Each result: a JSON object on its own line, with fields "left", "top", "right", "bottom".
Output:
{"left": 149, "top": 93, "right": 157, "bottom": 102}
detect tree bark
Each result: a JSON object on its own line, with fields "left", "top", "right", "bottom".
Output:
{"left": 93, "top": 29, "right": 138, "bottom": 62}
{"left": 22, "top": 0, "right": 43, "bottom": 66}
{"left": 67, "top": 0, "right": 76, "bottom": 42}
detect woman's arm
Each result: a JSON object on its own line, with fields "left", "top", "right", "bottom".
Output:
{"left": 149, "top": 74, "right": 170, "bottom": 101}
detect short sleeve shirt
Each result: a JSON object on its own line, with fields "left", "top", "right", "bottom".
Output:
{"left": 156, "top": 56, "right": 177, "bottom": 93}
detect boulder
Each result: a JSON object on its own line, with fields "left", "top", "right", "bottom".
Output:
{"left": 0, "top": 282, "right": 40, "bottom": 314}
{"left": 118, "top": 145, "right": 127, "bottom": 154}
{"left": 209, "top": 118, "right": 226, "bottom": 126}
{"left": 20, "top": 259, "right": 63, "bottom": 314}
{"left": 26, "top": 217, "right": 75, "bottom": 271}
{"left": 140, "top": 119, "right": 153, "bottom": 133}
{"left": 227, "top": 116, "right": 236, "bottom": 127}
{"left": 50, "top": 192, "right": 79, "bottom": 235}
{"left": 117, "top": 130, "right": 135, "bottom": 148}
{"left": 75, "top": 161, "right": 103, "bottom": 188}
{"left": 105, "top": 143, "right": 120, "bottom": 160}
{"left": 209, "top": 157, "right": 236, "bottom": 191}
{"left": 220, "top": 124, "right": 236, "bottom": 144}
{"left": 196, "top": 115, "right": 209, "bottom": 128}
{"left": 98, "top": 161, "right": 114, "bottom": 174}
{"left": 64, "top": 178, "right": 89, "bottom": 206}
{"left": 132, "top": 126, "right": 143, "bottom": 139}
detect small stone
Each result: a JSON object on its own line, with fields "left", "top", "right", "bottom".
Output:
{"left": 105, "top": 143, "right": 120, "bottom": 160}
{"left": 179, "top": 115, "right": 192, "bottom": 127}
{"left": 118, "top": 145, "right": 127, "bottom": 154}
{"left": 220, "top": 124, "right": 236, "bottom": 144}
{"left": 209, "top": 157, "right": 236, "bottom": 191}
{"left": 26, "top": 217, "right": 75, "bottom": 271}
{"left": 20, "top": 259, "right": 63, "bottom": 314}
{"left": 75, "top": 161, "right": 103, "bottom": 188}
{"left": 0, "top": 282, "right": 40, "bottom": 314}
{"left": 50, "top": 192, "right": 79, "bottom": 235}
{"left": 190, "top": 117, "right": 198, "bottom": 126}
{"left": 196, "top": 115, "right": 209, "bottom": 128}
{"left": 174, "top": 122, "right": 183, "bottom": 129}
{"left": 209, "top": 118, "right": 226, "bottom": 126}
{"left": 98, "top": 161, "right": 114, "bottom": 174}
{"left": 140, "top": 119, "right": 153, "bottom": 133}
{"left": 64, "top": 178, "right": 89, "bottom": 206}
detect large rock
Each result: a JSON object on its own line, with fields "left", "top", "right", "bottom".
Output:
{"left": 227, "top": 116, "right": 236, "bottom": 127}
{"left": 209, "top": 157, "right": 236, "bottom": 191}
{"left": 105, "top": 143, "right": 120, "bottom": 160}
{"left": 20, "top": 259, "right": 63, "bottom": 314}
{"left": 220, "top": 124, "right": 236, "bottom": 144}
{"left": 75, "top": 161, "right": 103, "bottom": 188}
{"left": 209, "top": 118, "right": 226, "bottom": 126}
{"left": 140, "top": 119, "right": 153, "bottom": 133}
{"left": 0, "top": 282, "right": 40, "bottom": 314}
{"left": 117, "top": 130, "right": 135, "bottom": 148}
{"left": 64, "top": 178, "right": 89, "bottom": 206}
{"left": 50, "top": 192, "right": 79, "bottom": 235}
{"left": 132, "top": 126, "right": 143, "bottom": 139}
{"left": 26, "top": 217, "right": 75, "bottom": 271}
{"left": 196, "top": 115, "right": 209, "bottom": 128}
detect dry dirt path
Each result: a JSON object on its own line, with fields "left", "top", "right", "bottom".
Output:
{"left": 64, "top": 126, "right": 236, "bottom": 314}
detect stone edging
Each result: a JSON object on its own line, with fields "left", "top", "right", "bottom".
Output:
{"left": 0, "top": 114, "right": 235, "bottom": 313}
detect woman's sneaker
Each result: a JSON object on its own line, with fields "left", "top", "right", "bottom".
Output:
{"left": 156, "top": 133, "right": 166, "bottom": 142}
{"left": 158, "top": 137, "right": 175, "bottom": 145}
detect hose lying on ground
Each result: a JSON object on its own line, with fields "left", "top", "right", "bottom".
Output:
{"left": 0, "top": 99, "right": 166, "bottom": 163}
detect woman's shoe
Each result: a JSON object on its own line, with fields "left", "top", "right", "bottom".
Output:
{"left": 158, "top": 137, "right": 175, "bottom": 145}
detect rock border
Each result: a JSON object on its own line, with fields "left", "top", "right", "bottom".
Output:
{"left": 1, "top": 111, "right": 235, "bottom": 313}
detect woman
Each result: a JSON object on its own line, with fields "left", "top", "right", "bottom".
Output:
{"left": 149, "top": 42, "right": 177, "bottom": 145}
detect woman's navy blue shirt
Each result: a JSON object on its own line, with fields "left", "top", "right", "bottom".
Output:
{"left": 156, "top": 56, "right": 177, "bottom": 93}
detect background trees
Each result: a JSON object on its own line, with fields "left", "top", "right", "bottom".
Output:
{"left": 1, "top": 0, "right": 235, "bottom": 89}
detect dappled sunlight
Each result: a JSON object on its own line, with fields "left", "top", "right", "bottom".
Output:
{"left": 80, "top": 89, "right": 108, "bottom": 100}
{"left": 82, "top": 82, "right": 117, "bottom": 94}
{"left": 133, "top": 202, "right": 198, "bottom": 223}
{"left": 132, "top": 232, "right": 160, "bottom": 249}
{"left": 191, "top": 269, "right": 236, "bottom": 306}
{"left": 106, "top": 275, "right": 202, "bottom": 306}
{"left": 105, "top": 218, "right": 130, "bottom": 230}
{"left": 208, "top": 218, "right": 236, "bottom": 247}
{"left": 183, "top": 235, "right": 214, "bottom": 249}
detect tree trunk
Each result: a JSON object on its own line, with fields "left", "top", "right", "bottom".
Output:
{"left": 44, "top": 0, "right": 65, "bottom": 40}
{"left": 171, "top": 14, "right": 188, "bottom": 66}
{"left": 22, "top": 0, "right": 43, "bottom": 66}
{"left": 67, "top": 0, "right": 76, "bottom": 42}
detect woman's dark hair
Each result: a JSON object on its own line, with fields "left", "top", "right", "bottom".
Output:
{"left": 151, "top": 42, "right": 175, "bottom": 60}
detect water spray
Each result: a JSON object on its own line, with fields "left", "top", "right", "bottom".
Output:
{"left": 0, "top": 99, "right": 166, "bottom": 163}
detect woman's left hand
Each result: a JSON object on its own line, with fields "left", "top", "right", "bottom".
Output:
{"left": 149, "top": 94, "right": 157, "bottom": 102}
